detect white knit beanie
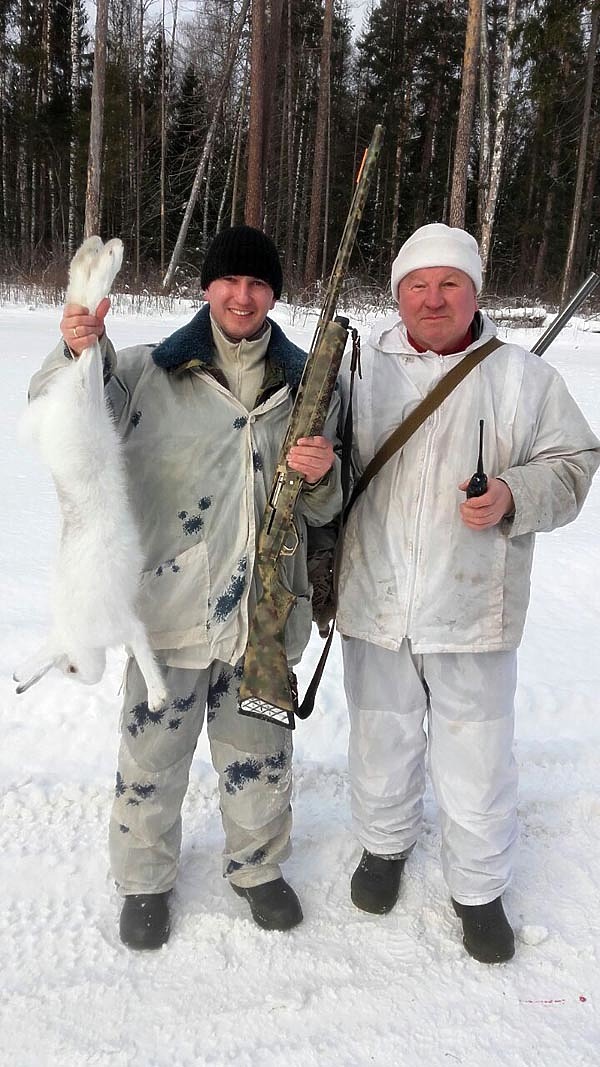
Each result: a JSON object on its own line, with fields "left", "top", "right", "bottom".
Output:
{"left": 391, "top": 223, "right": 482, "bottom": 299}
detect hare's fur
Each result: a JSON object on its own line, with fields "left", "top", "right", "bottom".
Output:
{"left": 15, "top": 237, "right": 167, "bottom": 710}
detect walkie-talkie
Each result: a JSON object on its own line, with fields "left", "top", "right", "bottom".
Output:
{"left": 466, "top": 419, "right": 488, "bottom": 498}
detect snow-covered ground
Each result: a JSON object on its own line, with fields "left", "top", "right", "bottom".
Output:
{"left": 1, "top": 303, "right": 599, "bottom": 1067}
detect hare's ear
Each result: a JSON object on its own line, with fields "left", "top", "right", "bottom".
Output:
{"left": 13, "top": 650, "right": 59, "bottom": 693}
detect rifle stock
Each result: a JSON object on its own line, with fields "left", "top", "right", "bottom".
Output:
{"left": 238, "top": 125, "right": 384, "bottom": 729}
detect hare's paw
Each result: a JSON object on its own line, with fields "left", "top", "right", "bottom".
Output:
{"left": 79, "top": 238, "right": 124, "bottom": 315}
{"left": 66, "top": 236, "right": 124, "bottom": 312}
{"left": 147, "top": 682, "right": 169, "bottom": 713}
{"left": 89, "top": 239, "right": 124, "bottom": 309}
{"left": 67, "top": 236, "right": 105, "bottom": 306}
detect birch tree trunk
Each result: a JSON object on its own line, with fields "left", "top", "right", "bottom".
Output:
{"left": 479, "top": 0, "right": 518, "bottom": 283}
{"left": 219, "top": 64, "right": 249, "bottom": 230}
{"left": 162, "top": 0, "right": 250, "bottom": 290}
{"left": 449, "top": 0, "right": 481, "bottom": 227}
{"left": 230, "top": 75, "right": 248, "bottom": 227}
{"left": 160, "top": 0, "right": 178, "bottom": 272}
{"left": 560, "top": 5, "right": 599, "bottom": 305}
{"left": 390, "top": 0, "right": 411, "bottom": 255}
{"left": 85, "top": 0, "right": 109, "bottom": 237}
{"left": 202, "top": 137, "right": 215, "bottom": 250}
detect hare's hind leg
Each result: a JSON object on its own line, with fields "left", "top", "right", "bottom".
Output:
{"left": 66, "top": 235, "right": 124, "bottom": 313}
{"left": 66, "top": 236, "right": 105, "bottom": 306}
{"left": 128, "top": 629, "right": 168, "bottom": 712}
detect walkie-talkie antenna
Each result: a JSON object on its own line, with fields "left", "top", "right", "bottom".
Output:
{"left": 466, "top": 419, "right": 488, "bottom": 498}
{"left": 476, "top": 419, "right": 484, "bottom": 474}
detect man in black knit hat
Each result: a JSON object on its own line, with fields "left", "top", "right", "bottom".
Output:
{"left": 32, "top": 226, "right": 342, "bottom": 948}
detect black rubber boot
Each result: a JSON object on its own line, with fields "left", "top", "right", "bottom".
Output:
{"left": 350, "top": 849, "right": 406, "bottom": 914}
{"left": 452, "top": 896, "right": 515, "bottom": 963}
{"left": 231, "top": 877, "right": 303, "bottom": 931}
{"left": 119, "top": 891, "right": 171, "bottom": 950}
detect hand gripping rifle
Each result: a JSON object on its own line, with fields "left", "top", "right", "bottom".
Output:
{"left": 238, "top": 124, "right": 384, "bottom": 730}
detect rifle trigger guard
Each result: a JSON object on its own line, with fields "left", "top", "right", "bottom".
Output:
{"left": 281, "top": 522, "right": 299, "bottom": 556}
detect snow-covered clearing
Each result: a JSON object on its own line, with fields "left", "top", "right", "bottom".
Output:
{"left": 1, "top": 303, "right": 599, "bottom": 1067}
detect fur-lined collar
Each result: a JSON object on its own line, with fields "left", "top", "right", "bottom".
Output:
{"left": 152, "top": 302, "right": 307, "bottom": 388}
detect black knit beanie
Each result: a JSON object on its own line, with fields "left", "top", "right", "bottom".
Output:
{"left": 201, "top": 225, "right": 283, "bottom": 299}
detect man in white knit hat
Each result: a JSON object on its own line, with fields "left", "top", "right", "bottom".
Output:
{"left": 336, "top": 223, "right": 600, "bottom": 962}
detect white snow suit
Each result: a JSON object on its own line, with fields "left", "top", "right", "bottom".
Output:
{"left": 337, "top": 311, "right": 600, "bottom": 903}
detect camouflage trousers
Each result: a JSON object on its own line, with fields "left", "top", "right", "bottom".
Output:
{"left": 109, "top": 657, "right": 293, "bottom": 896}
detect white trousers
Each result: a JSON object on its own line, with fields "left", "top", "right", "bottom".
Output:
{"left": 342, "top": 637, "right": 518, "bottom": 905}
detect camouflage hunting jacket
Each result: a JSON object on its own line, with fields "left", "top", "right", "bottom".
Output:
{"left": 31, "top": 304, "right": 342, "bottom": 668}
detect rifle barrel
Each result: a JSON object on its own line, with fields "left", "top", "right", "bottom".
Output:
{"left": 531, "top": 272, "right": 600, "bottom": 356}
{"left": 315, "top": 124, "right": 384, "bottom": 346}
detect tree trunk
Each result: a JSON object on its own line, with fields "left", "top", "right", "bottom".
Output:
{"left": 479, "top": 0, "right": 518, "bottom": 283}
{"left": 560, "top": 5, "right": 599, "bottom": 305}
{"left": 321, "top": 82, "right": 331, "bottom": 277}
{"left": 304, "top": 0, "right": 334, "bottom": 285}
{"left": 222, "top": 64, "right": 249, "bottom": 230}
{"left": 202, "top": 134, "right": 215, "bottom": 250}
{"left": 85, "top": 0, "right": 109, "bottom": 237}
{"left": 389, "top": 0, "right": 411, "bottom": 255}
{"left": 285, "top": 0, "right": 295, "bottom": 280}
{"left": 245, "top": 0, "right": 266, "bottom": 226}
{"left": 162, "top": 0, "right": 250, "bottom": 290}
{"left": 68, "top": 0, "right": 81, "bottom": 256}
{"left": 135, "top": 0, "right": 146, "bottom": 280}
{"left": 230, "top": 72, "right": 248, "bottom": 227}
{"left": 477, "top": 0, "right": 491, "bottom": 232}
{"left": 576, "top": 114, "right": 600, "bottom": 273}
{"left": 533, "top": 122, "right": 562, "bottom": 292}
{"left": 262, "top": 0, "right": 284, "bottom": 229}
{"left": 449, "top": 0, "right": 482, "bottom": 227}
{"left": 413, "top": 0, "right": 452, "bottom": 228}
{"left": 160, "top": 5, "right": 166, "bottom": 273}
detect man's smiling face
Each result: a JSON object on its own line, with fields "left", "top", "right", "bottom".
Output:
{"left": 398, "top": 266, "right": 478, "bottom": 354}
{"left": 204, "top": 275, "right": 276, "bottom": 341}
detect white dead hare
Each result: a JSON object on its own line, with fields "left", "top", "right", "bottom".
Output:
{"left": 14, "top": 236, "right": 168, "bottom": 711}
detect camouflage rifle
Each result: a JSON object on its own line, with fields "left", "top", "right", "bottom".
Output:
{"left": 238, "top": 124, "right": 384, "bottom": 730}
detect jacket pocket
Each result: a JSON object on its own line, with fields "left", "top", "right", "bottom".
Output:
{"left": 137, "top": 540, "right": 210, "bottom": 649}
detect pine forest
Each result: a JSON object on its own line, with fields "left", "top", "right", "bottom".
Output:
{"left": 0, "top": 0, "right": 598, "bottom": 303}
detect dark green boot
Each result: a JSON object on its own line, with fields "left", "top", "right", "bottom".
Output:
{"left": 351, "top": 849, "right": 406, "bottom": 914}
{"left": 452, "top": 896, "right": 515, "bottom": 963}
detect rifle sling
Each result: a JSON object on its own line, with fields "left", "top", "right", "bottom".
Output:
{"left": 297, "top": 335, "right": 504, "bottom": 720}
